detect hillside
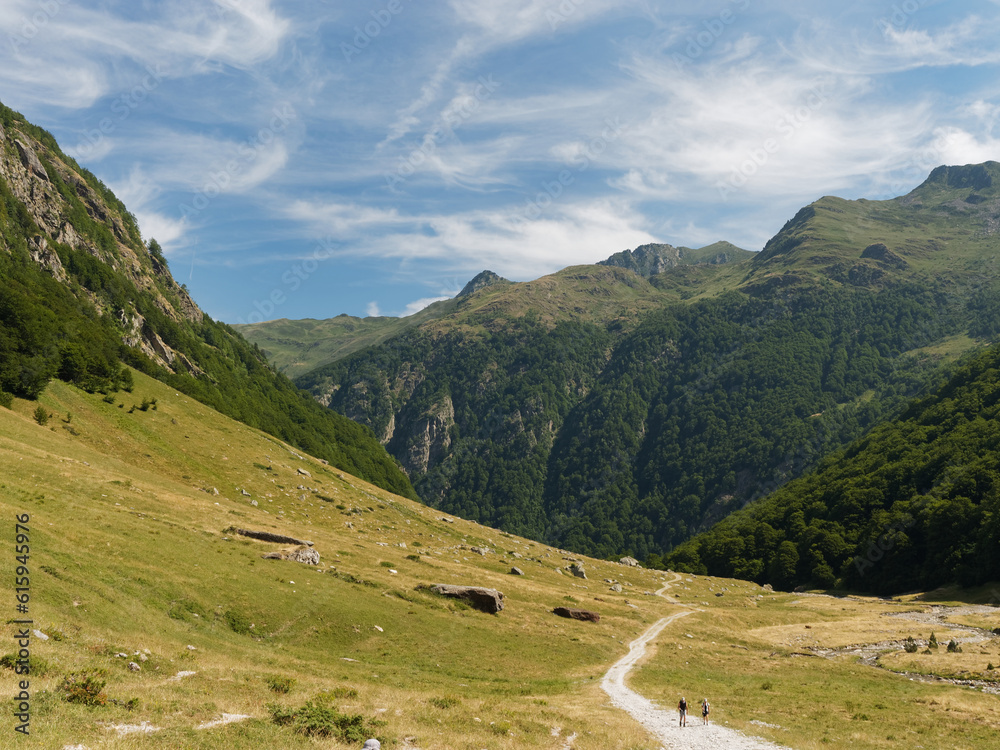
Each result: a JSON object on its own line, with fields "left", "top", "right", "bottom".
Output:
{"left": 4, "top": 372, "right": 1000, "bottom": 749}
{"left": 0, "top": 100, "right": 413, "bottom": 499}
{"left": 666, "top": 340, "right": 1000, "bottom": 594}
{"left": 283, "top": 163, "right": 1000, "bottom": 562}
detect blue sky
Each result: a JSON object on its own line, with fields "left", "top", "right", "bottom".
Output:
{"left": 3, "top": 0, "right": 1000, "bottom": 323}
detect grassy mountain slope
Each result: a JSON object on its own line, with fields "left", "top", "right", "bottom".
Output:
{"left": 666, "top": 341, "right": 1000, "bottom": 594}
{"left": 287, "top": 164, "right": 1000, "bottom": 565}
{"left": 0, "top": 100, "right": 413, "bottom": 499}
{"left": 4, "top": 373, "right": 1000, "bottom": 749}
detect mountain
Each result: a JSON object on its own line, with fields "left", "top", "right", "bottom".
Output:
{"left": 666, "top": 340, "right": 1000, "bottom": 594}
{"left": 285, "top": 162, "right": 1000, "bottom": 561}
{"left": 0, "top": 99, "right": 414, "bottom": 499}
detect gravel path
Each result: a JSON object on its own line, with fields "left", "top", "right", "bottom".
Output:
{"left": 600, "top": 574, "right": 792, "bottom": 750}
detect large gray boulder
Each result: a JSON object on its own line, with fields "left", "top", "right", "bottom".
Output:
{"left": 262, "top": 546, "right": 320, "bottom": 565}
{"left": 568, "top": 562, "right": 587, "bottom": 579}
{"left": 619, "top": 556, "right": 641, "bottom": 567}
{"left": 429, "top": 584, "right": 504, "bottom": 614}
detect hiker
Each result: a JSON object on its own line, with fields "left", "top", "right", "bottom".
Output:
{"left": 701, "top": 697, "right": 710, "bottom": 725}
{"left": 678, "top": 696, "right": 687, "bottom": 727}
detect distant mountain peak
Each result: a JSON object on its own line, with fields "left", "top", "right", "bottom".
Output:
{"left": 598, "top": 243, "right": 681, "bottom": 276}
{"left": 459, "top": 270, "right": 509, "bottom": 297}
{"left": 919, "top": 161, "right": 1000, "bottom": 192}
{"left": 599, "top": 241, "right": 751, "bottom": 277}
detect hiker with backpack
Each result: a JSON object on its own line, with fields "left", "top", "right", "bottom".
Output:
{"left": 678, "top": 696, "right": 687, "bottom": 727}
{"left": 701, "top": 697, "right": 710, "bottom": 725}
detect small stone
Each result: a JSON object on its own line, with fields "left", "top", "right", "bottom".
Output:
{"left": 186, "top": 645, "right": 196, "bottom": 651}
{"left": 116, "top": 652, "right": 128, "bottom": 658}
{"left": 32, "top": 629, "right": 48, "bottom": 641}
{"left": 127, "top": 662, "right": 141, "bottom": 671}
{"left": 510, "top": 567, "right": 525, "bottom": 576}
{"left": 610, "top": 584, "right": 622, "bottom": 593}
{"left": 297, "top": 468, "right": 311, "bottom": 477}
{"left": 373, "top": 625, "right": 383, "bottom": 632}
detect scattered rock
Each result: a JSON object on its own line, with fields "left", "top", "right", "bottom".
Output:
{"left": 510, "top": 567, "right": 525, "bottom": 576}
{"left": 470, "top": 546, "right": 488, "bottom": 556}
{"left": 568, "top": 562, "right": 587, "bottom": 579}
{"left": 127, "top": 662, "right": 141, "bottom": 672}
{"left": 763, "top": 584, "right": 773, "bottom": 592}
{"left": 363, "top": 740, "right": 382, "bottom": 750}
{"left": 240, "top": 489, "right": 251, "bottom": 497}
{"left": 168, "top": 670, "right": 197, "bottom": 681}
{"left": 196, "top": 714, "right": 252, "bottom": 730}
{"left": 109, "top": 722, "right": 160, "bottom": 736}
{"left": 250, "top": 499, "right": 258, "bottom": 507}
{"left": 619, "top": 556, "right": 641, "bottom": 568}
{"left": 715, "top": 592, "right": 724, "bottom": 597}
{"left": 263, "top": 545, "right": 320, "bottom": 565}
{"left": 553, "top": 607, "right": 600, "bottom": 622}
{"left": 610, "top": 584, "right": 622, "bottom": 592}
{"left": 115, "top": 652, "right": 128, "bottom": 658}
{"left": 211, "top": 487, "right": 219, "bottom": 496}
{"left": 440, "top": 516, "right": 454, "bottom": 523}
{"left": 297, "top": 468, "right": 311, "bottom": 477}
{"left": 186, "top": 645, "right": 196, "bottom": 651}
{"left": 33, "top": 629, "right": 48, "bottom": 641}
{"left": 373, "top": 625, "right": 383, "bottom": 632}
{"left": 429, "top": 584, "right": 505, "bottom": 614}
{"left": 231, "top": 528, "right": 314, "bottom": 547}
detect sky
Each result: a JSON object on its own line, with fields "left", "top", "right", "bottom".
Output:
{"left": 2, "top": 0, "right": 1000, "bottom": 323}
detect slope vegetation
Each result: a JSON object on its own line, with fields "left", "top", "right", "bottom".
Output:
{"left": 0, "top": 100, "right": 412, "bottom": 499}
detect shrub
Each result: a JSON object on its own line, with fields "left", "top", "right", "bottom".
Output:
{"left": 0, "top": 391, "right": 12, "bottom": 408}
{"left": 929, "top": 632, "right": 938, "bottom": 648}
{"left": 904, "top": 636, "right": 918, "bottom": 653}
{"left": 947, "top": 639, "right": 963, "bottom": 653}
{"left": 33, "top": 405, "right": 49, "bottom": 425}
{"left": 268, "top": 698, "right": 374, "bottom": 742}
{"left": 58, "top": 671, "right": 107, "bottom": 706}
{"left": 379, "top": 561, "right": 394, "bottom": 568}
{"left": 0, "top": 653, "right": 53, "bottom": 676}
{"left": 267, "top": 675, "right": 296, "bottom": 694}
{"left": 430, "top": 695, "right": 460, "bottom": 709}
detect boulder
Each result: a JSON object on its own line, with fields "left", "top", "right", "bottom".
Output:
{"left": 429, "top": 584, "right": 504, "bottom": 614}
{"left": 763, "top": 584, "right": 773, "bottom": 592}
{"left": 262, "top": 546, "right": 320, "bottom": 565}
{"left": 619, "top": 556, "right": 641, "bottom": 568}
{"left": 297, "top": 467, "right": 311, "bottom": 477}
{"left": 568, "top": 562, "right": 587, "bottom": 579}
{"left": 363, "top": 740, "right": 381, "bottom": 750}
{"left": 610, "top": 583, "right": 622, "bottom": 593}
{"left": 510, "top": 567, "right": 524, "bottom": 576}
{"left": 553, "top": 607, "right": 600, "bottom": 623}
{"left": 231, "top": 528, "right": 314, "bottom": 547}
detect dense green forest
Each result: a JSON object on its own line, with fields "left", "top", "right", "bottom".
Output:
{"left": 294, "top": 162, "right": 1000, "bottom": 564}
{"left": 0, "top": 101, "right": 414, "bottom": 499}
{"left": 666, "top": 342, "right": 1000, "bottom": 594}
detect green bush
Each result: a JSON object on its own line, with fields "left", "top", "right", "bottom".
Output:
{"left": 33, "top": 405, "right": 49, "bottom": 426}
{"left": 268, "top": 698, "right": 374, "bottom": 742}
{"left": 266, "top": 675, "right": 296, "bottom": 694}
{"left": 904, "top": 636, "right": 918, "bottom": 653}
{"left": 0, "top": 391, "right": 12, "bottom": 408}
{"left": 58, "top": 671, "right": 107, "bottom": 706}
{"left": 947, "top": 639, "right": 963, "bottom": 653}
{"left": 0, "top": 653, "right": 53, "bottom": 676}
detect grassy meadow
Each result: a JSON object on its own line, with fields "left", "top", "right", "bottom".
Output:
{"left": 2, "top": 370, "right": 1000, "bottom": 748}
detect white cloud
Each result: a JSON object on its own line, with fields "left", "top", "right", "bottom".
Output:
{"left": 366, "top": 301, "right": 381, "bottom": 317}
{"left": 401, "top": 296, "right": 451, "bottom": 316}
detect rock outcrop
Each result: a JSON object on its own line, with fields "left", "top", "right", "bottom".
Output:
{"left": 429, "top": 584, "right": 505, "bottom": 614}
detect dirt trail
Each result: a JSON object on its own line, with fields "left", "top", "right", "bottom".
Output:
{"left": 600, "top": 573, "right": 791, "bottom": 750}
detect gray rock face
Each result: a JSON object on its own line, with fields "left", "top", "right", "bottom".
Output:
{"left": 619, "top": 556, "right": 641, "bottom": 567}
{"left": 598, "top": 243, "right": 681, "bottom": 276}
{"left": 458, "top": 270, "right": 510, "bottom": 297}
{"left": 553, "top": 607, "right": 600, "bottom": 622}
{"left": 262, "top": 546, "right": 321, "bottom": 565}
{"left": 232, "top": 528, "right": 314, "bottom": 547}
{"left": 0, "top": 122, "right": 5, "bottom": 142}
{"left": 15, "top": 138, "right": 48, "bottom": 181}
{"left": 430, "top": 584, "right": 505, "bottom": 614}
